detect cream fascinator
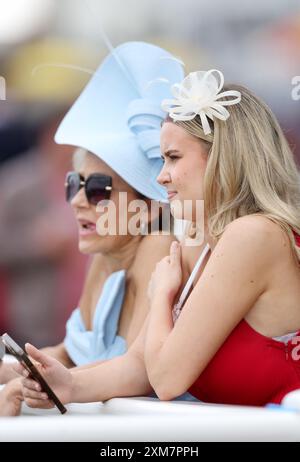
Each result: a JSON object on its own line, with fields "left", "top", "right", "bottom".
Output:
{"left": 161, "top": 69, "right": 241, "bottom": 135}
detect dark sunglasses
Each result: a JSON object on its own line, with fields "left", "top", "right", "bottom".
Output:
{"left": 65, "top": 171, "right": 112, "bottom": 205}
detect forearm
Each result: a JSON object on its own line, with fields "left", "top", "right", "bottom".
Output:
{"left": 144, "top": 292, "right": 174, "bottom": 396}
{"left": 72, "top": 359, "right": 107, "bottom": 371}
{"left": 42, "top": 346, "right": 111, "bottom": 371}
{"left": 41, "top": 344, "right": 75, "bottom": 369}
{"left": 70, "top": 352, "right": 152, "bottom": 403}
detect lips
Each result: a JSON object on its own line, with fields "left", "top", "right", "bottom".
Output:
{"left": 77, "top": 218, "right": 97, "bottom": 236}
{"left": 167, "top": 191, "right": 177, "bottom": 200}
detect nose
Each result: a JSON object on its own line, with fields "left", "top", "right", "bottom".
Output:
{"left": 157, "top": 163, "right": 171, "bottom": 186}
{"left": 70, "top": 186, "right": 90, "bottom": 209}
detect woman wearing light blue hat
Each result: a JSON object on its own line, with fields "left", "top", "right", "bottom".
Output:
{"left": 0, "top": 41, "right": 200, "bottom": 414}
{"left": 50, "top": 41, "right": 185, "bottom": 368}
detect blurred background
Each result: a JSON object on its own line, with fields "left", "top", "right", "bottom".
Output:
{"left": 0, "top": 0, "right": 300, "bottom": 347}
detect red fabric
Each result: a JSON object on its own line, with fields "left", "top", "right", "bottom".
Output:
{"left": 292, "top": 229, "right": 300, "bottom": 247}
{"left": 188, "top": 230, "right": 300, "bottom": 407}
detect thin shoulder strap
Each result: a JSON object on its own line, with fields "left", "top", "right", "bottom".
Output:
{"left": 175, "top": 243, "right": 210, "bottom": 311}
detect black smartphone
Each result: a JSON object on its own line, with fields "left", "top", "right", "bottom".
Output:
{"left": 1, "top": 333, "right": 67, "bottom": 414}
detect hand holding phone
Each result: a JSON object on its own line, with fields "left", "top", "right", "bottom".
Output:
{"left": 1, "top": 333, "right": 67, "bottom": 414}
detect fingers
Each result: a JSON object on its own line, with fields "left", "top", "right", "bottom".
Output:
{"left": 23, "top": 388, "right": 49, "bottom": 401}
{"left": 170, "top": 240, "right": 181, "bottom": 265}
{"left": 4, "top": 378, "right": 23, "bottom": 400}
{"left": 12, "top": 362, "right": 29, "bottom": 378}
{"left": 25, "top": 343, "right": 52, "bottom": 367}
{"left": 22, "top": 378, "right": 49, "bottom": 401}
{"left": 24, "top": 398, "right": 54, "bottom": 409}
{"left": 23, "top": 387, "right": 48, "bottom": 400}
{"left": 12, "top": 362, "right": 23, "bottom": 375}
{"left": 160, "top": 256, "right": 170, "bottom": 264}
{"left": 23, "top": 377, "right": 41, "bottom": 392}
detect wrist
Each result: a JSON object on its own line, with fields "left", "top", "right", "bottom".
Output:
{"left": 70, "top": 370, "right": 78, "bottom": 403}
{"left": 151, "top": 289, "right": 174, "bottom": 307}
{"left": 70, "top": 369, "right": 89, "bottom": 403}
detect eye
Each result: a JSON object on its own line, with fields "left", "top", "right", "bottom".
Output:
{"left": 161, "top": 155, "right": 179, "bottom": 162}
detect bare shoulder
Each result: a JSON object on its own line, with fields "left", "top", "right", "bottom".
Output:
{"left": 132, "top": 233, "right": 175, "bottom": 278}
{"left": 187, "top": 215, "right": 286, "bottom": 315}
{"left": 177, "top": 215, "right": 285, "bottom": 281}
{"left": 219, "top": 214, "right": 288, "bottom": 265}
{"left": 136, "top": 233, "right": 174, "bottom": 260}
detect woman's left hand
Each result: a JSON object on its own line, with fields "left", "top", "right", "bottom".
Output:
{"left": 0, "top": 378, "right": 23, "bottom": 416}
{"left": 148, "top": 241, "right": 182, "bottom": 304}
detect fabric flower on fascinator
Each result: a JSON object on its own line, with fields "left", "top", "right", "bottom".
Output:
{"left": 161, "top": 69, "right": 241, "bottom": 135}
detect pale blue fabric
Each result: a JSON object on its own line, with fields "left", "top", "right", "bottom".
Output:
{"left": 149, "top": 391, "right": 200, "bottom": 402}
{"left": 64, "top": 270, "right": 127, "bottom": 366}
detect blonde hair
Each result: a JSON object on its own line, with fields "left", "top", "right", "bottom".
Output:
{"left": 170, "top": 84, "right": 300, "bottom": 263}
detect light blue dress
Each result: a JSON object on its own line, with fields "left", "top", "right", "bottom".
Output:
{"left": 64, "top": 270, "right": 127, "bottom": 366}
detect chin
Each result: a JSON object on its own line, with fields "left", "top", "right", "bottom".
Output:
{"left": 78, "top": 239, "right": 100, "bottom": 255}
{"left": 170, "top": 197, "right": 203, "bottom": 222}
{"left": 170, "top": 199, "right": 189, "bottom": 221}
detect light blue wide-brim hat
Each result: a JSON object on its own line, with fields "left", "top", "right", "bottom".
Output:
{"left": 55, "top": 41, "right": 184, "bottom": 202}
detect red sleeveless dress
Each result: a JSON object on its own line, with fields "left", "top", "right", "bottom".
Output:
{"left": 187, "top": 231, "right": 300, "bottom": 406}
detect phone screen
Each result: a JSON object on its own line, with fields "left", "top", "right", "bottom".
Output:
{"left": 1, "top": 333, "right": 67, "bottom": 414}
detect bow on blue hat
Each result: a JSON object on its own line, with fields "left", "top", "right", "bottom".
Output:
{"left": 55, "top": 41, "right": 184, "bottom": 201}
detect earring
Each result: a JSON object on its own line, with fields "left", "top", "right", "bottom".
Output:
{"left": 188, "top": 222, "right": 197, "bottom": 238}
